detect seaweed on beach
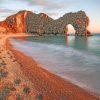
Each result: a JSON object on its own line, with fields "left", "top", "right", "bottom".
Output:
{"left": 0, "top": 69, "right": 8, "bottom": 78}
{"left": 36, "top": 93, "right": 43, "bottom": 100}
{"left": 14, "top": 79, "right": 21, "bottom": 85}
{"left": 0, "top": 84, "right": 16, "bottom": 99}
{"left": 16, "top": 94, "right": 21, "bottom": 100}
{"left": 0, "top": 87, "right": 11, "bottom": 100}
{"left": 23, "top": 86, "right": 30, "bottom": 94}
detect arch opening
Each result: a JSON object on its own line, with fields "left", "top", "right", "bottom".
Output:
{"left": 64, "top": 24, "right": 76, "bottom": 36}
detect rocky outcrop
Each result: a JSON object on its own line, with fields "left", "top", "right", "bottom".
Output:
{"left": 0, "top": 10, "right": 91, "bottom": 36}
{"left": 0, "top": 10, "right": 27, "bottom": 34}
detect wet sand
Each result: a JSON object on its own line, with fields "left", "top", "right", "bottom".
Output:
{"left": 0, "top": 34, "right": 99, "bottom": 100}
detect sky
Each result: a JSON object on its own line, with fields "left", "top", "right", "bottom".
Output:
{"left": 0, "top": 0, "right": 100, "bottom": 33}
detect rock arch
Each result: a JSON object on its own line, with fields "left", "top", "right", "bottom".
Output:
{"left": 48, "top": 11, "right": 91, "bottom": 36}
{"left": 0, "top": 10, "right": 91, "bottom": 36}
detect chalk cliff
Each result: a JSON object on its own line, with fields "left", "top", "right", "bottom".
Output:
{"left": 0, "top": 10, "right": 91, "bottom": 36}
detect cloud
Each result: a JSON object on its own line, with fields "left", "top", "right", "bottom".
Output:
{"left": 0, "top": 7, "right": 17, "bottom": 21}
{"left": 0, "top": 0, "right": 75, "bottom": 12}
{"left": 18, "top": 0, "right": 72, "bottom": 10}
{"left": 20, "top": 0, "right": 60, "bottom": 8}
{"left": 0, "top": 8, "right": 16, "bottom": 13}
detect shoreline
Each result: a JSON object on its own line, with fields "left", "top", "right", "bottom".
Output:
{"left": 0, "top": 35, "right": 98, "bottom": 99}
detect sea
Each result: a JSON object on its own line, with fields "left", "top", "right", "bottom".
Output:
{"left": 10, "top": 34, "right": 100, "bottom": 96}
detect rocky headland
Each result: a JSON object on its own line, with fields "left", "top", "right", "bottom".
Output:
{"left": 0, "top": 10, "right": 91, "bottom": 36}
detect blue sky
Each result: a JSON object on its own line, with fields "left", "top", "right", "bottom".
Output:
{"left": 0, "top": 0, "right": 100, "bottom": 33}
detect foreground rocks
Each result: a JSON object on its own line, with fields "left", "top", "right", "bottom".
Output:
{"left": 0, "top": 10, "right": 91, "bottom": 36}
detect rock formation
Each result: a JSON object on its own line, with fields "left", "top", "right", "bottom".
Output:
{"left": 0, "top": 10, "right": 91, "bottom": 36}
{"left": 0, "top": 11, "right": 27, "bottom": 34}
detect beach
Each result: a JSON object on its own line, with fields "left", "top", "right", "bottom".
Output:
{"left": 0, "top": 34, "right": 98, "bottom": 100}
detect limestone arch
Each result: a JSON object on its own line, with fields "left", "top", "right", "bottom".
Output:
{"left": 64, "top": 21, "right": 85, "bottom": 36}
{"left": 55, "top": 11, "right": 91, "bottom": 36}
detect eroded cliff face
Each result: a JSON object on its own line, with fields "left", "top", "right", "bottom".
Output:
{"left": 25, "top": 12, "right": 54, "bottom": 35}
{"left": 0, "top": 10, "right": 91, "bottom": 36}
{"left": 0, "top": 10, "right": 28, "bottom": 34}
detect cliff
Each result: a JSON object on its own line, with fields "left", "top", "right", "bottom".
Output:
{"left": 0, "top": 10, "right": 27, "bottom": 34}
{"left": 0, "top": 10, "right": 91, "bottom": 36}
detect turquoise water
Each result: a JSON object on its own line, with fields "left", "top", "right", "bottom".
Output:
{"left": 11, "top": 34, "right": 100, "bottom": 96}
{"left": 26, "top": 34, "right": 100, "bottom": 56}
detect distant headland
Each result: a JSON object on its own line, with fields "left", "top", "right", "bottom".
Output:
{"left": 0, "top": 10, "right": 91, "bottom": 36}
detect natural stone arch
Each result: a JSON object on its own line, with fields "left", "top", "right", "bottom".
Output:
{"left": 52, "top": 11, "right": 91, "bottom": 36}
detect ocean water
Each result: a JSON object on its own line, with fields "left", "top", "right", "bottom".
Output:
{"left": 10, "top": 34, "right": 100, "bottom": 95}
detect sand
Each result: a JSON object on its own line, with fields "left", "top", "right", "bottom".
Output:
{"left": 0, "top": 34, "right": 99, "bottom": 100}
